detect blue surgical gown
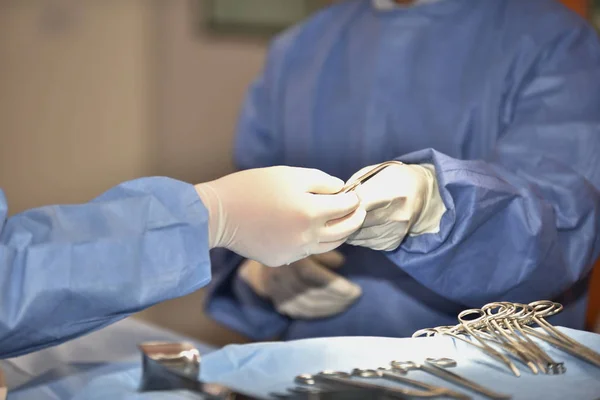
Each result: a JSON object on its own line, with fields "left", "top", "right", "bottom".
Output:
{"left": 0, "top": 177, "right": 211, "bottom": 358}
{"left": 206, "top": 0, "right": 600, "bottom": 340}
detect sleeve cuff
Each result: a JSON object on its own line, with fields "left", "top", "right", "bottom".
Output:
{"left": 393, "top": 149, "right": 457, "bottom": 254}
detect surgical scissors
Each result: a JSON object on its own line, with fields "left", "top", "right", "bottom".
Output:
{"left": 334, "top": 161, "right": 405, "bottom": 194}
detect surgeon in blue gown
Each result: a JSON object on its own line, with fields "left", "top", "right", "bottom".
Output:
{"left": 0, "top": 167, "right": 366, "bottom": 358}
{"left": 205, "top": 0, "right": 600, "bottom": 340}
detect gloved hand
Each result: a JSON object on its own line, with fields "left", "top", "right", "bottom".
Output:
{"left": 345, "top": 162, "right": 446, "bottom": 251}
{"left": 195, "top": 166, "right": 366, "bottom": 267}
{"left": 238, "top": 250, "right": 361, "bottom": 319}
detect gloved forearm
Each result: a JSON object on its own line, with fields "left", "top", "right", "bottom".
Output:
{"left": 345, "top": 161, "right": 447, "bottom": 251}
{"left": 195, "top": 166, "right": 364, "bottom": 267}
{"left": 0, "top": 177, "right": 211, "bottom": 358}
{"left": 383, "top": 25, "right": 600, "bottom": 306}
{"left": 389, "top": 145, "right": 600, "bottom": 306}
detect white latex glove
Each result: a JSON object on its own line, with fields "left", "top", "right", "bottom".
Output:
{"left": 346, "top": 162, "right": 446, "bottom": 251}
{"left": 195, "top": 166, "right": 366, "bottom": 267}
{"left": 238, "top": 250, "right": 361, "bottom": 319}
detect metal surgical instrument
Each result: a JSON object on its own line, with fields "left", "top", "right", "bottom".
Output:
{"left": 138, "top": 341, "right": 263, "bottom": 399}
{"left": 334, "top": 161, "right": 405, "bottom": 194}
{"left": 412, "top": 322, "right": 522, "bottom": 377}
{"left": 458, "top": 307, "right": 541, "bottom": 375}
{"left": 296, "top": 372, "right": 402, "bottom": 398}
{"left": 272, "top": 388, "right": 394, "bottom": 399}
{"left": 528, "top": 301, "right": 600, "bottom": 367}
{"left": 426, "top": 359, "right": 511, "bottom": 400}
{"left": 390, "top": 360, "right": 510, "bottom": 400}
{"left": 412, "top": 300, "right": 600, "bottom": 379}
{"left": 351, "top": 367, "right": 470, "bottom": 400}
{"left": 481, "top": 302, "right": 565, "bottom": 375}
{"left": 296, "top": 370, "right": 448, "bottom": 398}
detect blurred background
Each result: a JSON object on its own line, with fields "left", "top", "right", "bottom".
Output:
{"left": 0, "top": 0, "right": 599, "bottom": 347}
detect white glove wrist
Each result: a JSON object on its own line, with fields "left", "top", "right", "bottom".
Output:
{"left": 408, "top": 164, "right": 446, "bottom": 236}
{"left": 345, "top": 160, "right": 446, "bottom": 251}
{"left": 194, "top": 182, "right": 226, "bottom": 249}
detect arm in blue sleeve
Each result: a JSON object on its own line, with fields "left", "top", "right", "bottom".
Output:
{"left": 204, "top": 36, "right": 293, "bottom": 340}
{"left": 390, "top": 26, "right": 600, "bottom": 306}
{"left": 0, "top": 177, "right": 211, "bottom": 358}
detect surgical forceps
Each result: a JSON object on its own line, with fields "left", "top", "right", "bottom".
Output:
{"left": 334, "top": 161, "right": 405, "bottom": 194}
{"left": 138, "top": 341, "right": 263, "bottom": 399}
{"left": 389, "top": 359, "right": 511, "bottom": 400}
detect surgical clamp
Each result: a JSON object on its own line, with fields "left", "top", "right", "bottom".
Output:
{"left": 335, "top": 161, "right": 405, "bottom": 194}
